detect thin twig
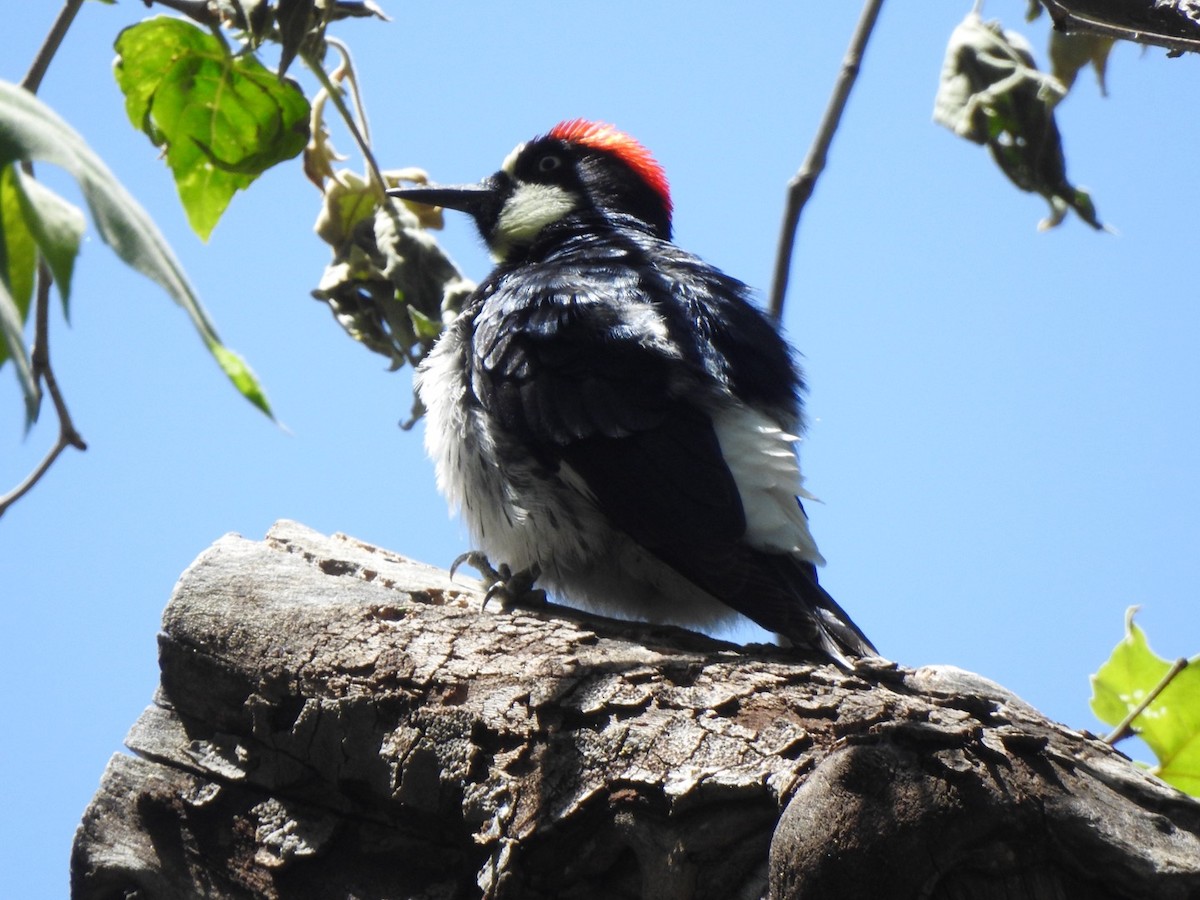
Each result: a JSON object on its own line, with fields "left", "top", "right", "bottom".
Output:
{"left": 768, "top": 0, "right": 885, "bottom": 321}
{"left": 0, "top": 439, "right": 70, "bottom": 516}
{"left": 0, "top": 264, "right": 88, "bottom": 519}
{"left": 22, "top": 0, "right": 86, "bottom": 93}
{"left": 2, "top": 1, "right": 91, "bottom": 518}
{"left": 30, "top": 262, "right": 86, "bottom": 451}
{"left": 303, "top": 44, "right": 387, "bottom": 197}
{"left": 1103, "top": 657, "right": 1190, "bottom": 745}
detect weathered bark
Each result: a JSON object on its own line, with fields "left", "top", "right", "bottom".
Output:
{"left": 72, "top": 521, "right": 1200, "bottom": 899}
{"left": 1041, "top": 0, "right": 1200, "bottom": 55}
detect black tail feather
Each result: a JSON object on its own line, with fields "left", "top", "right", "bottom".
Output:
{"left": 650, "top": 535, "right": 878, "bottom": 664}
{"left": 757, "top": 555, "right": 878, "bottom": 666}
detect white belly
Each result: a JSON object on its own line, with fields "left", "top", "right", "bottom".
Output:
{"left": 415, "top": 325, "right": 741, "bottom": 632}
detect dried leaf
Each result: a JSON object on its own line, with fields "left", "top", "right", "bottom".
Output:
{"left": 1050, "top": 30, "right": 1115, "bottom": 96}
{"left": 934, "top": 11, "right": 1104, "bottom": 230}
{"left": 312, "top": 185, "right": 472, "bottom": 372}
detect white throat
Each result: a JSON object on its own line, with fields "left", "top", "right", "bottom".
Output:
{"left": 490, "top": 182, "right": 577, "bottom": 261}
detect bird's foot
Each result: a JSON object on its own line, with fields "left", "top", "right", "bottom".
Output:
{"left": 450, "top": 551, "right": 546, "bottom": 611}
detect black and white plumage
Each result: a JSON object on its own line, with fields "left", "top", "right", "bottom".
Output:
{"left": 391, "top": 120, "right": 876, "bottom": 663}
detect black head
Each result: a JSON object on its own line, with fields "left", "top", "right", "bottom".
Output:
{"left": 390, "top": 120, "right": 673, "bottom": 262}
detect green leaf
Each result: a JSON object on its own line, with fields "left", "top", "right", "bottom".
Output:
{"left": 113, "top": 17, "right": 310, "bottom": 240}
{"left": 1091, "top": 608, "right": 1200, "bottom": 796}
{"left": 0, "top": 165, "right": 85, "bottom": 424}
{"left": 0, "top": 163, "right": 40, "bottom": 420}
{"left": 407, "top": 305, "right": 441, "bottom": 341}
{"left": 10, "top": 166, "right": 85, "bottom": 318}
{"left": 208, "top": 340, "right": 272, "bottom": 416}
{"left": 0, "top": 164, "right": 36, "bottom": 350}
{"left": 0, "top": 79, "right": 273, "bottom": 417}
{"left": 0, "top": 261, "right": 38, "bottom": 422}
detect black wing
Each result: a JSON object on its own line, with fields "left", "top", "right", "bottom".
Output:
{"left": 470, "top": 261, "right": 875, "bottom": 659}
{"left": 471, "top": 264, "right": 743, "bottom": 546}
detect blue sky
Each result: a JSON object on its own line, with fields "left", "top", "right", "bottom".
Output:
{"left": 4, "top": 3, "right": 1198, "bottom": 894}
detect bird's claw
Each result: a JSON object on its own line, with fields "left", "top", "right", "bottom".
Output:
{"left": 450, "top": 550, "right": 500, "bottom": 584}
{"left": 450, "top": 551, "right": 546, "bottom": 611}
{"left": 482, "top": 563, "right": 545, "bottom": 610}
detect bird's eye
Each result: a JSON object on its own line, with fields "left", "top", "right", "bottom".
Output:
{"left": 537, "top": 154, "right": 562, "bottom": 173}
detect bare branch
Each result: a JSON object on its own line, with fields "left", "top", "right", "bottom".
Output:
{"left": 1041, "top": 0, "right": 1200, "bottom": 56}
{"left": 0, "top": 430, "right": 80, "bottom": 519}
{"left": 0, "top": 264, "right": 88, "bottom": 519}
{"left": 21, "top": 0, "right": 85, "bottom": 94}
{"left": 2, "top": 1, "right": 91, "bottom": 518}
{"left": 768, "top": 0, "right": 884, "bottom": 321}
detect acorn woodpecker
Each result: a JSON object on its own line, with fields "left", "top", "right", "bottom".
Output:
{"left": 390, "top": 119, "right": 876, "bottom": 663}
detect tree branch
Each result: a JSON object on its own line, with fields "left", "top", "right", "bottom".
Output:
{"left": 1041, "top": 0, "right": 1200, "bottom": 56}
{"left": 1, "top": 1, "right": 90, "bottom": 519}
{"left": 768, "top": 0, "right": 885, "bottom": 321}
{"left": 21, "top": 0, "right": 85, "bottom": 94}
{"left": 71, "top": 522, "right": 1200, "bottom": 898}
{"left": 0, "top": 264, "right": 88, "bottom": 519}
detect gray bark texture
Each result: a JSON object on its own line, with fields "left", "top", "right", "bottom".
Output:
{"left": 71, "top": 521, "right": 1200, "bottom": 899}
{"left": 1042, "top": 0, "right": 1200, "bottom": 55}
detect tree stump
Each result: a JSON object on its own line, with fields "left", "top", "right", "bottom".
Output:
{"left": 71, "top": 521, "right": 1200, "bottom": 899}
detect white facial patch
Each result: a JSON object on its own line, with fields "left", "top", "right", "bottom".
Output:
{"left": 490, "top": 182, "right": 577, "bottom": 260}
{"left": 501, "top": 142, "right": 527, "bottom": 175}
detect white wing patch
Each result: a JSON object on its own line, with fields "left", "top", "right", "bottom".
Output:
{"left": 711, "top": 405, "right": 826, "bottom": 566}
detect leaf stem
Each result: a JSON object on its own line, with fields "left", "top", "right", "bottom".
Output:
{"left": 302, "top": 42, "right": 386, "bottom": 197}
{"left": 768, "top": 0, "right": 885, "bottom": 321}
{"left": 330, "top": 38, "right": 372, "bottom": 147}
{"left": 1103, "top": 656, "right": 1190, "bottom": 745}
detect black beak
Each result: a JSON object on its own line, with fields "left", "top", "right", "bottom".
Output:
{"left": 388, "top": 178, "right": 504, "bottom": 221}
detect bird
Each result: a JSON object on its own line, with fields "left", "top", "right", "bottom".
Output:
{"left": 389, "top": 119, "right": 876, "bottom": 664}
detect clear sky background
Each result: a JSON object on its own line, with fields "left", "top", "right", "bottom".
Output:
{"left": 4, "top": 3, "right": 1198, "bottom": 895}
